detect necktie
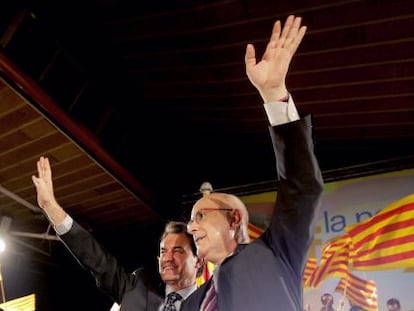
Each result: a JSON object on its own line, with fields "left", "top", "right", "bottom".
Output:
{"left": 201, "top": 280, "right": 218, "bottom": 311}
{"left": 163, "top": 292, "right": 183, "bottom": 311}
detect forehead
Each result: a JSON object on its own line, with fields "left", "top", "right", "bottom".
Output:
{"left": 160, "top": 232, "right": 191, "bottom": 248}
{"left": 192, "top": 195, "right": 222, "bottom": 212}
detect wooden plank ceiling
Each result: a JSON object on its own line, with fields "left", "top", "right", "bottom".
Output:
{"left": 0, "top": 72, "right": 160, "bottom": 240}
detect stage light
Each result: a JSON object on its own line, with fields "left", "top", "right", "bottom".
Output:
{"left": 0, "top": 239, "right": 5, "bottom": 253}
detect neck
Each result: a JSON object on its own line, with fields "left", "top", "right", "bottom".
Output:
{"left": 211, "top": 242, "right": 238, "bottom": 265}
{"left": 167, "top": 281, "right": 196, "bottom": 293}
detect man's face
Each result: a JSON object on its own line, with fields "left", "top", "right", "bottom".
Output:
{"left": 158, "top": 233, "right": 199, "bottom": 290}
{"left": 321, "top": 294, "right": 333, "bottom": 306}
{"left": 387, "top": 303, "right": 400, "bottom": 311}
{"left": 187, "top": 196, "right": 237, "bottom": 264}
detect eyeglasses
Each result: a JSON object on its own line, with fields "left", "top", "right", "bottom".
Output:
{"left": 187, "top": 208, "right": 233, "bottom": 227}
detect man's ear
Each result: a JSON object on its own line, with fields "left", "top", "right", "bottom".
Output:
{"left": 196, "top": 257, "right": 204, "bottom": 268}
{"left": 230, "top": 208, "right": 242, "bottom": 229}
{"left": 196, "top": 256, "right": 204, "bottom": 269}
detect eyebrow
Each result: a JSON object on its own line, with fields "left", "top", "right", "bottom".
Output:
{"left": 161, "top": 246, "right": 185, "bottom": 251}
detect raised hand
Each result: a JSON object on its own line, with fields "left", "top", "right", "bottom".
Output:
{"left": 245, "top": 15, "right": 307, "bottom": 103}
{"left": 32, "top": 156, "right": 66, "bottom": 224}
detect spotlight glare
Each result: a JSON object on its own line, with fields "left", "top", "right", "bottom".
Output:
{"left": 0, "top": 238, "right": 5, "bottom": 253}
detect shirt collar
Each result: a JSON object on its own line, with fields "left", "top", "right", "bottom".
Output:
{"left": 165, "top": 283, "right": 197, "bottom": 300}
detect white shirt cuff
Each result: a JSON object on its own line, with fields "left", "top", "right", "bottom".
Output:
{"left": 54, "top": 215, "right": 73, "bottom": 235}
{"left": 263, "top": 95, "right": 299, "bottom": 126}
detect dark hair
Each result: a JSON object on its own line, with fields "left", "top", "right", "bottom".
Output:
{"left": 387, "top": 298, "right": 401, "bottom": 308}
{"left": 160, "top": 221, "right": 197, "bottom": 256}
{"left": 321, "top": 293, "right": 333, "bottom": 300}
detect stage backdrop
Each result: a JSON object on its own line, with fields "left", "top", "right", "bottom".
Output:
{"left": 239, "top": 168, "right": 414, "bottom": 311}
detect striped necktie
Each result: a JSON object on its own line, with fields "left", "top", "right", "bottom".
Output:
{"left": 163, "top": 292, "right": 182, "bottom": 311}
{"left": 201, "top": 280, "right": 218, "bottom": 311}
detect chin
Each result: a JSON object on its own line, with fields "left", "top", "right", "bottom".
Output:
{"left": 196, "top": 248, "right": 206, "bottom": 258}
{"left": 162, "top": 276, "right": 179, "bottom": 283}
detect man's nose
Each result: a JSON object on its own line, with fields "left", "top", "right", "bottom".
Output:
{"left": 187, "top": 221, "right": 199, "bottom": 234}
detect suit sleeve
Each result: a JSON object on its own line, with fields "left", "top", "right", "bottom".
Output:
{"left": 266, "top": 115, "right": 324, "bottom": 275}
{"left": 59, "top": 221, "right": 136, "bottom": 303}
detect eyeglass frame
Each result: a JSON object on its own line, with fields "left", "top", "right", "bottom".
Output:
{"left": 187, "top": 208, "right": 234, "bottom": 227}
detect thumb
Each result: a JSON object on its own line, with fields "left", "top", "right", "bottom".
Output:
{"left": 245, "top": 43, "right": 256, "bottom": 69}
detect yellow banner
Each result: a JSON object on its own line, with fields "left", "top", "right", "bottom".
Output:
{"left": 0, "top": 293, "right": 35, "bottom": 311}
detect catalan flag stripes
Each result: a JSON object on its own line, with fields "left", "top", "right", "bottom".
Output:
{"left": 248, "top": 222, "right": 263, "bottom": 240}
{"left": 304, "top": 235, "right": 351, "bottom": 288}
{"left": 303, "top": 257, "right": 317, "bottom": 284}
{"left": 335, "top": 273, "right": 378, "bottom": 311}
{"left": 196, "top": 261, "right": 216, "bottom": 287}
{"left": 346, "top": 194, "right": 414, "bottom": 270}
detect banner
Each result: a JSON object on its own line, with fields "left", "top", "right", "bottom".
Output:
{"left": 0, "top": 293, "right": 35, "bottom": 311}
{"left": 239, "top": 168, "right": 414, "bottom": 311}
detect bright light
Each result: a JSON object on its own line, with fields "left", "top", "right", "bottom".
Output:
{"left": 0, "top": 238, "right": 5, "bottom": 253}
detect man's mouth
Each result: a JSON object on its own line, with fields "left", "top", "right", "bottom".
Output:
{"left": 162, "top": 265, "right": 175, "bottom": 272}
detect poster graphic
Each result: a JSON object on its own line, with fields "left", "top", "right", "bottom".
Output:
{"left": 240, "top": 168, "right": 414, "bottom": 311}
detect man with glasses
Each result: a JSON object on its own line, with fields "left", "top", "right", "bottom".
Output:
{"left": 32, "top": 156, "right": 203, "bottom": 311}
{"left": 184, "top": 15, "right": 324, "bottom": 311}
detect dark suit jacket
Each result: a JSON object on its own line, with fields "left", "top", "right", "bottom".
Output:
{"left": 60, "top": 222, "right": 164, "bottom": 311}
{"left": 181, "top": 116, "right": 324, "bottom": 311}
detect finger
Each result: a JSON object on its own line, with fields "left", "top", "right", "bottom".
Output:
{"left": 44, "top": 157, "right": 52, "bottom": 178}
{"left": 289, "top": 25, "right": 307, "bottom": 54}
{"left": 269, "top": 20, "right": 281, "bottom": 44}
{"left": 283, "top": 16, "right": 302, "bottom": 48}
{"left": 283, "top": 17, "right": 307, "bottom": 56}
{"left": 32, "top": 175, "right": 42, "bottom": 187}
{"left": 262, "top": 20, "right": 283, "bottom": 60}
{"left": 41, "top": 158, "right": 47, "bottom": 177}
{"left": 277, "top": 15, "right": 295, "bottom": 47}
{"left": 245, "top": 43, "right": 256, "bottom": 69}
{"left": 36, "top": 158, "right": 42, "bottom": 177}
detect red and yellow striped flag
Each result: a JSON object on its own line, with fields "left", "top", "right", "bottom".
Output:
{"left": 196, "top": 261, "right": 216, "bottom": 287}
{"left": 304, "top": 235, "right": 351, "bottom": 288}
{"left": 248, "top": 222, "right": 263, "bottom": 240}
{"left": 303, "top": 257, "right": 317, "bottom": 284}
{"left": 346, "top": 194, "right": 414, "bottom": 270}
{"left": 335, "top": 272, "right": 378, "bottom": 311}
